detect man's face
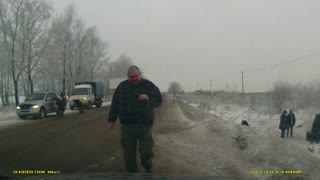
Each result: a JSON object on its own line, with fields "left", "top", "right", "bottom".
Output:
{"left": 128, "top": 71, "right": 141, "bottom": 84}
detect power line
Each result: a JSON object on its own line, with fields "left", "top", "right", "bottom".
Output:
{"left": 190, "top": 49, "right": 320, "bottom": 92}
{"left": 241, "top": 71, "right": 244, "bottom": 94}
{"left": 242, "top": 50, "right": 320, "bottom": 72}
{"left": 211, "top": 49, "right": 320, "bottom": 85}
{"left": 238, "top": 49, "right": 320, "bottom": 93}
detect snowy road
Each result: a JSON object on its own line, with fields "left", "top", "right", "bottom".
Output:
{"left": 0, "top": 101, "right": 111, "bottom": 131}
{"left": 0, "top": 96, "right": 318, "bottom": 179}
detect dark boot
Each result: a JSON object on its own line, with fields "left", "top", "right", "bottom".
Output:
{"left": 121, "top": 126, "right": 139, "bottom": 174}
{"left": 281, "top": 130, "right": 285, "bottom": 139}
{"left": 138, "top": 127, "right": 154, "bottom": 174}
{"left": 145, "top": 168, "right": 152, "bottom": 173}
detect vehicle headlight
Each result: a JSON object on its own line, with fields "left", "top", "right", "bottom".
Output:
{"left": 16, "top": 106, "right": 21, "bottom": 110}
{"left": 33, "top": 105, "right": 39, "bottom": 109}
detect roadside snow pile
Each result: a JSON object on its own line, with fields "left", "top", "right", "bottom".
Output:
{"left": 308, "top": 144, "right": 320, "bottom": 154}
{"left": 182, "top": 94, "right": 318, "bottom": 137}
{"left": 0, "top": 96, "right": 26, "bottom": 121}
{"left": 0, "top": 106, "right": 18, "bottom": 121}
{"left": 178, "top": 94, "right": 320, "bottom": 179}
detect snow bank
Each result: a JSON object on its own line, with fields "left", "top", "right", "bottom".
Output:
{"left": 178, "top": 94, "right": 320, "bottom": 179}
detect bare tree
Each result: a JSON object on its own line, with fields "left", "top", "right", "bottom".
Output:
{"left": 0, "top": 0, "right": 28, "bottom": 105}
{"left": 47, "top": 3, "right": 110, "bottom": 94}
{"left": 85, "top": 26, "right": 109, "bottom": 81}
{"left": 21, "top": 0, "right": 52, "bottom": 95}
{"left": 72, "top": 18, "right": 87, "bottom": 82}
{"left": 0, "top": 38, "right": 11, "bottom": 106}
{"left": 168, "top": 81, "right": 183, "bottom": 97}
{"left": 272, "top": 80, "right": 292, "bottom": 112}
{"left": 50, "top": 3, "right": 77, "bottom": 93}
{"left": 108, "top": 53, "right": 133, "bottom": 78}
{"left": 0, "top": 1, "right": 112, "bottom": 102}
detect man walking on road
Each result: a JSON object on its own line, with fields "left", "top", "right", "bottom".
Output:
{"left": 108, "top": 65, "right": 162, "bottom": 173}
{"left": 287, "top": 110, "right": 296, "bottom": 137}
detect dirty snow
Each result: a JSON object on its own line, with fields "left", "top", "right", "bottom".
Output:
{"left": 169, "top": 94, "right": 320, "bottom": 179}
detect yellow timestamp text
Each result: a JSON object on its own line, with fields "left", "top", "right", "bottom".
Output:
{"left": 13, "top": 170, "right": 61, "bottom": 175}
{"left": 249, "top": 170, "right": 303, "bottom": 174}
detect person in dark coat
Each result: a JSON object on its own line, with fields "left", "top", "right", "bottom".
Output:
{"left": 60, "top": 92, "right": 67, "bottom": 116}
{"left": 279, "top": 111, "right": 288, "bottom": 139}
{"left": 54, "top": 92, "right": 67, "bottom": 117}
{"left": 108, "top": 65, "right": 162, "bottom": 173}
{"left": 53, "top": 97, "right": 63, "bottom": 116}
{"left": 311, "top": 113, "right": 320, "bottom": 140}
{"left": 286, "top": 110, "right": 296, "bottom": 137}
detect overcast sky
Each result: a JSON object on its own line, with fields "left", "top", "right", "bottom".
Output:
{"left": 53, "top": 0, "right": 320, "bottom": 92}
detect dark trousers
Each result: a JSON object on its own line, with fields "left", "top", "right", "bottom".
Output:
{"left": 120, "top": 124, "right": 154, "bottom": 173}
{"left": 287, "top": 126, "right": 293, "bottom": 137}
{"left": 280, "top": 129, "right": 286, "bottom": 138}
{"left": 59, "top": 104, "right": 67, "bottom": 116}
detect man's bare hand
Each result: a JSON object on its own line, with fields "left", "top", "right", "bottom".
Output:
{"left": 108, "top": 123, "right": 116, "bottom": 129}
{"left": 139, "top": 94, "right": 149, "bottom": 101}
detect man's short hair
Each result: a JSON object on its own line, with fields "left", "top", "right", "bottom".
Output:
{"left": 127, "top": 65, "right": 141, "bottom": 74}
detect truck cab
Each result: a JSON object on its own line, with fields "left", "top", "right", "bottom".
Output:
{"left": 69, "top": 82, "right": 104, "bottom": 110}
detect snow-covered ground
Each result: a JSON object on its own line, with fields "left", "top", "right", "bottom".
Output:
{"left": 187, "top": 101, "right": 317, "bottom": 136}
{"left": 176, "top": 94, "right": 320, "bottom": 179}
{"left": 182, "top": 94, "right": 318, "bottom": 139}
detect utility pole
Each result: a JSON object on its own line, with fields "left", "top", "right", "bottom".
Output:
{"left": 210, "top": 80, "right": 212, "bottom": 95}
{"left": 241, "top": 71, "right": 244, "bottom": 94}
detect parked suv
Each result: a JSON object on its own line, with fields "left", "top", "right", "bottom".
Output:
{"left": 16, "top": 91, "right": 62, "bottom": 119}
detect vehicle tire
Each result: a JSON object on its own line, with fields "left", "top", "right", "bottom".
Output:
{"left": 18, "top": 115, "right": 26, "bottom": 119}
{"left": 87, "top": 102, "right": 92, "bottom": 109}
{"left": 56, "top": 109, "right": 62, "bottom": 116}
{"left": 79, "top": 107, "right": 84, "bottom": 113}
{"left": 96, "top": 103, "right": 101, "bottom": 108}
{"left": 70, "top": 105, "right": 74, "bottom": 110}
{"left": 39, "top": 108, "right": 46, "bottom": 119}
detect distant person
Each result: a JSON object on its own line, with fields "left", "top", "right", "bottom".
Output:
{"left": 108, "top": 65, "right": 162, "bottom": 173}
{"left": 287, "top": 110, "right": 296, "bottom": 137}
{"left": 60, "top": 92, "right": 67, "bottom": 117}
{"left": 311, "top": 113, "right": 320, "bottom": 141}
{"left": 53, "top": 92, "right": 67, "bottom": 117}
{"left": 279, "top": 111, "right": 288, "bottom": 139}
